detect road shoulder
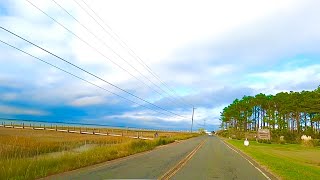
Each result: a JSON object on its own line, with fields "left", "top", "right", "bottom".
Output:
{"left": 220, "top": 137, "right": 279, "bottom": 180}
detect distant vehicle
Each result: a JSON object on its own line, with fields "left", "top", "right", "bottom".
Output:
{"left": 205, "top": 130, "right": 213, "bottom": 136}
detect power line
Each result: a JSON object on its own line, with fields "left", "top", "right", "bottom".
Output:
{"left": 49, "top": 0, "right": 182, "bottom": 108}
{"left": 73, "top": 0, "right": 193, "bottom": 108}
{"left": 0, "top": 26, "right": 187, "bottom": 119}
{"left": 77, "top": 0, "right": 192, "bottom": 108}
{"left": 25, "top": 0, "right": 174, "bottom": 106}
{"left": 0, "top": 38, "right": 177, "bottom": 119}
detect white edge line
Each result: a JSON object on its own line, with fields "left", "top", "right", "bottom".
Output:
{"left": 221, "top": 140, "right": 272, "bottom": 180}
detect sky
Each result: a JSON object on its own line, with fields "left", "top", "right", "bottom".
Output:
{"left": 0, "top": 0, "right": 320, "bottom": 131}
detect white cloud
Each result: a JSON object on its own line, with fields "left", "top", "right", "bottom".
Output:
{"left": 70, "top": 96, "right": 106, "bottom": 107}
{"left": 105, "top": 109, "right": 192, "bottom": 123}
{"left": 0, "top": 105, "right": 48, "bottom": 115}
{"left": 1, "top": 0, "right": 320, "bottom": 130}
{"left": 0, "top": 93, "right": 18, "bottom": 101}
{"left": 247, "top": 64, "right": 320, "bottom": 94}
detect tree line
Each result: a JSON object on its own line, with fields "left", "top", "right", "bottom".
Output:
{"left": 220, "top": 86, "right": 320, "bottom": 136}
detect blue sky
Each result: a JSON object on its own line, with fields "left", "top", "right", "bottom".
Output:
{"left": 0, "top": 0, "right": 320, "bottom": 131}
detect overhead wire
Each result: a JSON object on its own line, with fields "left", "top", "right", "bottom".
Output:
{"left": 73, "top": 0, "right": 193, "bottom": 108}
{"left": 0, "top": 38, "right": 177, "bottom": 118}
{"left": 50, "top": 0, "right": 184, "bottom": 109}
{"left": 0, "top": 26, "right": 187, "bottom": 119}
{"left": 25, "top": 0, "right": 174, "bottom": 106}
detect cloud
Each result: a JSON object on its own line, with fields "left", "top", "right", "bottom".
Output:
{"left": 246, "top": 64, "right": 320, "bottom": 94}
{"left": 0, "top": 0, "right": 320, "bottom": 131}
{"left": 106, "top": 109, "right": 190, "bottom": 123}
{"left": 0, "top": 104, "right": 48, "bottom": 116}
{"left": 70, "top": 96, "right": 106, "bottom": 107}
{"left": 0, "top": 93, "right": 18, "bottom": 101}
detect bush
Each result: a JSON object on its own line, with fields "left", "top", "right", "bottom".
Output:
{"left": 216, "top": 129, "right": 257, "bottom": 141}
{"left": 216, "top": 130, "right": 229, "bottom": 137}
{"left": 154, "top": 138, "right": 174, "bottom": 146}
{"left": 257, "top": 139, "right": 271, "bottom": 144}
{"left": 271, "top": 129, "right": 300, "bottom": 144}
{"left": 301, "top": 140, "right": 314, "bottom": 147}
{"left": 312, "top": 139, "right": 320, "bottom": 146}
{"left": 279, "top": 140, "right": 286, "bottom": 144}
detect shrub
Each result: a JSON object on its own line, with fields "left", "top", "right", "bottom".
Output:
{"left": 271, "top": 129, "right": 300, "bottom": 144}
{"left": 216, "top": 130, "right": 229, "bottom": 137}
{"left": 154, "top": 138, "right": 174, "bottom": 146}
{"left": 257, "top": 139, "right": 271, "bottom": 144}
{"left": 312, "top": 139, "right": 320, "bottom": 147}
{"left": 301, "top": 140, "right": 314, "bottom": 147}
{"left": 279, "top": 140, "right": 286, "bottom": 144}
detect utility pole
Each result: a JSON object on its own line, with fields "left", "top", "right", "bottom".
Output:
{"left": 191, "top": 106, "right": 196, "bottom": 133}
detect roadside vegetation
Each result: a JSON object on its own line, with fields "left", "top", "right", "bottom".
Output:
{"left": 0, "top": 128, "right": 198, "bottom": 180}
{"left": 219, "top": 86, "right": 320, "bottom": 145}
{"left": 217, "top": 86, "right": 320, "bottom": 179}
{"left": 227, "top": 139, "right": 320, "bottom": 180}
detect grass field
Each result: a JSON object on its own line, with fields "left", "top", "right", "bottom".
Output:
{"left": 227, "top": 139, "right": 320, "bottom": 180}
{"left": 0, "top": 127, "right": 198, "bottom": 180}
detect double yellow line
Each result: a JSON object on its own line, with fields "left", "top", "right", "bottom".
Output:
{"left": 159, "top": 139, "right": 207, "bottom": 180}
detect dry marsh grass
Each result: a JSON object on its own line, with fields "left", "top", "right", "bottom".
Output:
{"left": 0, "top": 127, "right": 198, "bottom": 180}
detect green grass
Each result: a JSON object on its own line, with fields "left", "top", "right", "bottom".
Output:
{"left": 0, "top": 128, "right": 199, "bottom": 180}
{"left": 227, "top": 139, "right": 320, "bottom": 180}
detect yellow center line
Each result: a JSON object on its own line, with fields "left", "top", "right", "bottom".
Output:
{"left": 159, "top": 138, "right": 207, "bottom": 180}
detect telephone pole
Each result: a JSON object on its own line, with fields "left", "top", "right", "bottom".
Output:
{"left": 191, "top": 106, "right": 196, "bottom": 133}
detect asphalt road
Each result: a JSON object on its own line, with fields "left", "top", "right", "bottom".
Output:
{"left": 172, "top": 136, "right": 269, "bottom": 180}
{"left": 46, "top": 136, "right": 274, "bottom": 180}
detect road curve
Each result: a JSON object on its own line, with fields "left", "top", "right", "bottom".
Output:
{"left": 45, "top": 136, "right": 276, "bottom": 180}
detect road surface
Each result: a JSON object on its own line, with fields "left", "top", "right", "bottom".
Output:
{"left": 46, "top": 136, "right": 276, "bottom": 180}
